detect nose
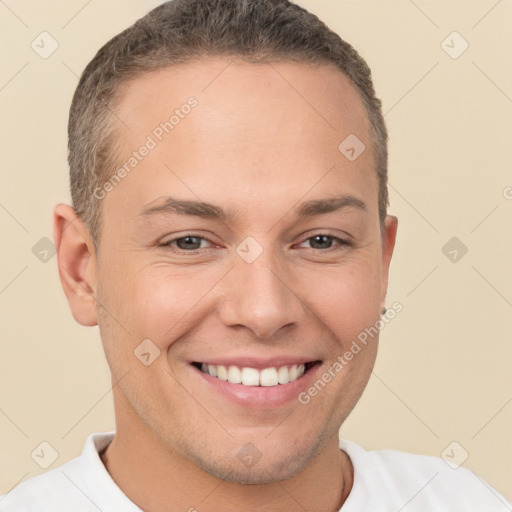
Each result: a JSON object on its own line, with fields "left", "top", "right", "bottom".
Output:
{"left": 219, "top": 248, "right": 307, "bottom": 339}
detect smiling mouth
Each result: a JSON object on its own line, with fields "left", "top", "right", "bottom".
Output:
{"left": 191, "top": 361, "right": 320, "bottom": 387}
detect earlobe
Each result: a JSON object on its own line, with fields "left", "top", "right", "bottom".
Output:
{"left": 380, "top": 215, "right": 398, "bottom": 309}
{"left": 53, "top": 203, "right": 99, "bottom": 327}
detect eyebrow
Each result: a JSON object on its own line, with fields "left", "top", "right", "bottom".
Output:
{"left": 136, "top": 194, "right": 367, "bottom": 222}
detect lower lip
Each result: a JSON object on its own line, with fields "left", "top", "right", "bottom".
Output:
{"left": 190, "top": 363, "right": 322, "bottom": 409}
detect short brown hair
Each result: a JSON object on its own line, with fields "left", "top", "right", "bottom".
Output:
{"left": 68, "top": 0, "right": 389, "bottom": 250}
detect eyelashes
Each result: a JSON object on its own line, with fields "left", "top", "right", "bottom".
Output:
{"left": 159, "top": 232, "right": 353, "bottom": 254}
{"left": 297, "top": 233, "right": 353, "bottom": 251}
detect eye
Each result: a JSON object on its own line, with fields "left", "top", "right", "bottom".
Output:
{"left": 161, "top": 235, "right": 214, "bottom": 252}
{"left": 159, "top": 232, "right": 352, "bottom": 254}
{"left": 297, "top": 233, "right": 352, "bottom": 251}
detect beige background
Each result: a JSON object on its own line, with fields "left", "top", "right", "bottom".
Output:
{"left": 1, "top": 0, "right": 511, "bottom": 502}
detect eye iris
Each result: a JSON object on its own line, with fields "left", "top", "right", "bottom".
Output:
{"left": 310, "top": 235, "right": 333, "bottom": 249}
{"left": 177, "top": 236, "right": 202, "bottom": 250}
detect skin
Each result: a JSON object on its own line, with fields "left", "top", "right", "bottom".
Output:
{"left": 54, "top": 58, "right": 398, "bottom": 511}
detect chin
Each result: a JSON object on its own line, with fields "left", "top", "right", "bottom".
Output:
{"left": 180, "top": 431, "right": 327, "bottom": 485}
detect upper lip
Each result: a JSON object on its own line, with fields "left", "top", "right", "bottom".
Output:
{"left": 191, "top": 356, "right": 320, "bottom": 370}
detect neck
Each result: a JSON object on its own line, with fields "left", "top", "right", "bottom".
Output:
{"left": 101, "top": 402, "right": 353, "bottom": 511}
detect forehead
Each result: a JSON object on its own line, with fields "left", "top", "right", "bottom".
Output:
{"left": 115, "top": 57, "right": 371, "bottom": 142}
{"left": 103, "top": 57, "right": 377, "bottom": 224}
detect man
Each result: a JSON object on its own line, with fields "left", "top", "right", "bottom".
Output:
{"left": 1, "top": 0, "right": 510, "bottom": 510}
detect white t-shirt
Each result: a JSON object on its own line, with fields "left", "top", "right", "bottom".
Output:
{"left": 1, "top": 431, "right": 510, "bottom": 511}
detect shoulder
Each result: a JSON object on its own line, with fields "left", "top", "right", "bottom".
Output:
{"left": 340, "top": 438, "right": 512, "bottom": 511}
{"left": 0, "top": 432, "right": 131, "bottom": 512}
{"left": 0, "top": 455, "right": 88, "bottom": 511}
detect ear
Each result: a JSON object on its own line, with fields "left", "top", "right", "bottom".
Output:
{"left": 53, "top": 203, "right": 99, "bottom": 326}
{"left": 380, "top": 215, "right": 398, "bottom": 309}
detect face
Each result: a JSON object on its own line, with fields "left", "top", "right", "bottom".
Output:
{"left": 64, "top": 58, "right": 397, "bottom": 483}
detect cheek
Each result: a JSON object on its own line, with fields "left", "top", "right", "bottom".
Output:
{"left": 113, "top": 264, "right": 226, "bottom": 346}
{"left": 294, "top": 256, "right": 382, "bottom": 342}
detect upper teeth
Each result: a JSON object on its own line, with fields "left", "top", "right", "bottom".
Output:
{"left": 200, "top": 363, "right": 306, "bottom": 386}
